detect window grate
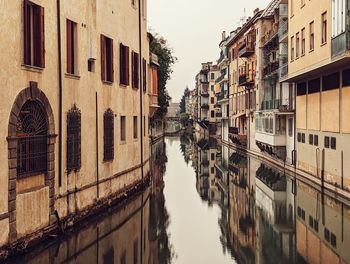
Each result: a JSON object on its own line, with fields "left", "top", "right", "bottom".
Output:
{"left": 17, "top": 100, "right": 48, "bottom": 178}
{"left": 104, "top": 109, "right": 114, "bottom": 161}
{"left": 67, "top": 105, "right": 81, "bottom": 172}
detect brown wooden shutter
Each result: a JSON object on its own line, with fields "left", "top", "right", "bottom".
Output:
{"left": 39, "top": 6, "right": 45, "bottom": 67}
{"left": 67, "top": 20, "right": 72, "bottom": 73}
{"left": 132, "top": 51, "right": 135, "bottom": 88}
{"left": 101, "top": 35, "right": 106, "bottom": 81}
{"left": 109, "top": 38, "right": 114, "bottom": 82}
{"left": 125, "top": 46, "right": 130, "bottom": 85}
{"left": 23, "top": 0, "right": 31, "bottom": 65}
{"left": 119, "top": 43, "right": 124, "bottom": 84}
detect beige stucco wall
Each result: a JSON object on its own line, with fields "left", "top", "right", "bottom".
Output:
{"left": 307, "top": 93, "right": 320, "bottom": 131}
{"left": 342, "top": 86, "right": 350, "bottom": 133}
{"left": 0, "top": 0, "right": 151, "bottom": 247}
{"left": 296, "top": 96, "right": 306, "bottom": 129}
{"left": 322, "top": 90, "right": 340, "bottom": 132}
{"left": 288, "top": 0, "right": 332, "bottom": 77}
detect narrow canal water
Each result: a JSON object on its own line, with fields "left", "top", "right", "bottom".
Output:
{"left": 7, "top": 136, "right": 350, "bottom": 264}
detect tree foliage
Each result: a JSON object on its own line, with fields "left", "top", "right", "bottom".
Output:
{"left": 179, "top": 86, "right": 189, "bottom": 113}
{"left": 150, "top": 34, "right": 177, "bottom": 119}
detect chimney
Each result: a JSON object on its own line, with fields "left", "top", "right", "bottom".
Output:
{"left": 254, "top": 8, "right": 259, "bottom": 15}
{"left": 222, "top": 31, "right": 226, "bottom": 41}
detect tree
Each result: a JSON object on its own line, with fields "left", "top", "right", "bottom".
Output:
{"left": 179, "top": 86, "right": 189, "bottom": 114}
{"left": 150, "top": 34, "right": 177, "bottom": 119}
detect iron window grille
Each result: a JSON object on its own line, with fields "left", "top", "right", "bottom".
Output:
{"left": 67, "top": 105, "right": 81, "bottom": 172}
{"left": 17, "top": 100, "right": 48, "bottom": 178}
{"left": 103, "top": 109, "right": 114, "bottom": 161}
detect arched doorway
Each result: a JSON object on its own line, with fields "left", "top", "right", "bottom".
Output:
{"left": 7, "top": 82, "right": 56, "bottom": 242}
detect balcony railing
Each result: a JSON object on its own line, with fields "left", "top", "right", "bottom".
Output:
{"left": 201, "top": 103, "right": 209, "bottom": 110}
{"left": 238, "top": 74, "right": 255, "bottom": 86}
{"left": 263, "top": 61, "right": 279, "bottom": 78}
{"left": 217, "top": 91, "right": 228, "bottom": 101}
{"left": 238, "top": 42, "right": 255, "bottom": 58}
{"left": 229, "top": 127, "right": 239, "bottom": 135}
{"left": 262, "top": 28, "right": 279, "bottom": 49}
{"left": 278, "top": 20, "right": 288, "bottom": 42}
{"left": 332, "top": 31, "right": 350, "bottom": 58}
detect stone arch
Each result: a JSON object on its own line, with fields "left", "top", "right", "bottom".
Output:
{"left": 7, "top": 81, "right": 56, "bottom": 243}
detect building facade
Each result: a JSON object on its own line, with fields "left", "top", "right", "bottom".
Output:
{"left": 287, "top": 0, "right": 350, "bottom": 190}
{"left": 0, "top": 0, "right": 156, "bottom": 249}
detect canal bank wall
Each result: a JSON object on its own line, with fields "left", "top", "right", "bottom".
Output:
{"left": 221, "top": 139, "right": 350, "bottom": 201}
{"left": 0, "top": 162, "right": 151, "bottom": 261}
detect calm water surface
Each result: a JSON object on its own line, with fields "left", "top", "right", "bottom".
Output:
{"left": 7, "top": 136, "right": 350, "bottom": 264}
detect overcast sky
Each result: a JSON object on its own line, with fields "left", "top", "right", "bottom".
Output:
{"left": 148, "top": 0, "right": 270, "bottom": 102}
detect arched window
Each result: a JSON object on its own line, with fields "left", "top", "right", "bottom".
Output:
{"left": 104, "top": 108, "right": 114, "bottom": 161}
{"left": 17, "top": 100, "right": 48, "bottom": 178}
{"left": 67, "top": 105, "right": 81, "bottom": 172}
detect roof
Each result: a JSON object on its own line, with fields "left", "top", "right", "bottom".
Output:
{"left": 261, "top": 0, "right": 281, "bottom": 17}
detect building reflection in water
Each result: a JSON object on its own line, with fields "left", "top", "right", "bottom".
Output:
{"left": 9, "top": 139, "right": 173, "bottom": 264}
{"left": 185, "top": 135, "right": 350, "bottom": 264}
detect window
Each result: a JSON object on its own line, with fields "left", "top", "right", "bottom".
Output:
{"left": 120, "top": 116, "right": 126, "bottom": 141}
{"left": 332, "top": 0, "right": 346, "bottom": 38}
{"left": 211, "top": 85, "right": 214, "bottom": 91}
{"left": 132, "top": 51, "right": 140, "bottom": 88}
{"left": 323, "top": 72, "right": 340, "bottom": 91}
{"left": 297, "top": 132, "right": 301, "bottom": 142}
{"left": 331, "top": 233, "right": 337, "bottom": 247}
{"left": 331, "top": 137, "right": 336, "bottom": 149}
{"left": 101, "top": 35, "right": 114, "bottom": 82}
{"left": 211, "top": 111, "right": 215, "bottom": 118}
{"left": 88, "top": 58, "right": 95, "bottom": 72}
{"left": 314, "top": 135, "right": 319, "bottom": 146}
{"left": 301, "top": 133, "right": 305, "bottom": 143}
{"left": 291, "top": 36, "right": 295, "bottom": 61}
{"left": 310, "top": 21, "right": 315, "bottom": 51}
{"left": 301, "top": 28, "right": 305, "bottom": 56}
{"left": 325, "top": 136, "right": 330, "bottom": 148}
{"left": 308, "top": 78, "right": 321, "bottom": 94}
{"left": 17, "top": 100, "right": 48, "bottom": 178}
{"left": 211, "top": 153, "right": 215, "bottom": 160}
{"left": 66, "top": 19, "right": 78, "bottom": 74}
{"left": 297, "top": 82, "right": 307, "bottom": 96}
{"left": 288, "top": 118, "right": 293, "bottom": 137}
{"left": 23, "top": 1, "right": 45, "bottom": 67}
{"left": 133, "top": 240, "right": 138, "bottom": 264}
{"left": 343, "top": 69, "right": 350, "bottom": 86}
{"left": 133, "top": 116, "right": 138, "bottom": 139}
{"left": 296, "top": 32, "right": 300, "bottom": 58}
{"left": 314, "top": 220, "right": 319, "bottom": 232}
{"left": 211, "top": 167, "right": 214, "bottom": 174}
{"left": 322, "top": 12, "right": 327, "bottom": 44}
{"left": 67, "top": 105, "right": 81, "bottom": 172}
{"left": 211, "top": 97, "right": 214, "bottom": 104}
{"left": 142, "top": 58, "right": 147, "bottom": 92}
{"left": 120, "top": 44, "right": 130, "bottom": 86}
{"left": 103, "top": 109, "right": 114, "bottom": 161}
{"left": 325, "top": 228, "right": 330, "bottom": 241}
{"left": 309, "top": 134, "right": 314, "bottom": 145}
{"left": 309, "top": 215, "right": 314, "bottom": 228}
{"left": 120, "top": 251, "right": 126, "bottom": 264}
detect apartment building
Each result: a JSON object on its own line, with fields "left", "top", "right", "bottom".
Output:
{"left": 195, "top": 62, "right": 212, "bottom": 138}
{"left": 208, "top": 64, "right": 220, "bottom": 136}
{"left": 226, "top": 9, "right": 263, "bottom": 149}
{"left": 0, "top": 0, "right": 155, "bottom": 248}
{"left": 254, "top": 0, "right": 295, "bottom": 163}
{"left": 216, "top": 33, "right": 230, "bottom": 142}
{"left": 286, "top": 0, "right": 350, "bottom": 190}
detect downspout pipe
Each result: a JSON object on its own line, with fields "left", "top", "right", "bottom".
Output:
{"left": 57, "top": 0, "right": 63, "bottom": 187}
{"left": 138, "top": 0, "right": 144, "bottom": 183}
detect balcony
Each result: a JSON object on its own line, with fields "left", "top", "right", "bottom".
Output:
{"left": 332, "top": 31, "right": 350, "bottom": 58}
{"left": 278, "top": 20, "right": 288, "bottom": 43}
{"left": 201, "top": 103, "right": 209, "bottom": 110}
{"left": 238, "top": 41, "right": 255, "bottom": 58}
{"left": 215, "top": 73, "right": 228, "bottom": 84}
{"left": 262, "top": 28, "right": 279, "bottom": 50}
{"left": 216, "top": 112, "right": 222, "bottom": 118}
{"left": 263, "top": 61, "right": 279, "bottom": 78}
{"left": 238, "top": 74, "right": 255, "bottom": 87}
{"left": 260, "top": 100, "right": 280, "bottom": 111}
{"left": 229, "top": 134, "right": 247, "bottom": 147}
{"left": 217, "top": 91, "right": 228, "bottom": 102}
{"left": 149, "top": 93, "right": 159, "bottom": 117}
{"left": 255, "top": 131, "right": 286, "bottom": 146}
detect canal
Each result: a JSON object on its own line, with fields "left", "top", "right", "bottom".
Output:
{"left": 7, "top": 136, "right": 350, "bottom": 264}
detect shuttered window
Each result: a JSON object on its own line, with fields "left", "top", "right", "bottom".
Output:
{"left": 132, "top": 51, "right": 140, "bottom": 88}
{"left": 66, "top": 19, "right": 77, "bottom": 74}
{"left": 142, "top": 58, "right": 147, "bottom": 92}
{"left": 133, "top": 116, "right": 138, "bottom": 139}
{"left": 120, "top": 44, "right": 130, "bottom": 86}
{"left": 103, "top": 109, "right": 114, "bottom": 161}
{"left": 67, "top": 105, "right": 81, "bottom": 173}
{"left": 23, "top": 0, "right": 45, "bottom": 68}
{"left": 120, "top": 116, "right": 126, "bottom": 141}
{"left": 101, "top": 35, "right": 114, "bottom": 82}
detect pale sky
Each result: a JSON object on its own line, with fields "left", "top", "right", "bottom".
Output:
{"left": 148, "top": 0, "right": 270, "bottom": 102}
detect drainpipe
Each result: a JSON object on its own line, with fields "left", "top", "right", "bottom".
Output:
{"left": 57, "top": 0, "right": 63, "bottom": 187}
{"left": 138, "top": 0, "right": 144, "bottom": 184}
